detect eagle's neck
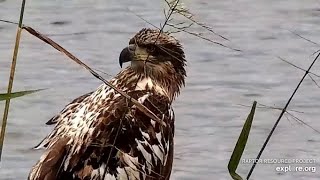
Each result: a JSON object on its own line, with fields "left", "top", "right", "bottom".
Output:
{"left": 112, "top": 67, "right": 184, "bottom": 101}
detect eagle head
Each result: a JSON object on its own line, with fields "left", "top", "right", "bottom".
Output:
{"left": 119, "top": 28, "right": 186, "bottom": 98}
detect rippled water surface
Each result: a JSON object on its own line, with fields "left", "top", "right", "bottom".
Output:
{"left": 1, "top": 0, "right": 320, "bottom": 179}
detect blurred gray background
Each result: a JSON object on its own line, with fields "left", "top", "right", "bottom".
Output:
{"left": 1, "top": 0, "right": 320, "bottom": 179}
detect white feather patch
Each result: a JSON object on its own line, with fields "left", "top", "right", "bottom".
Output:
{"left": 155, "top": 132, "right": 165, "bottom": 153}
{"left": 150, "top": 120, "right": 156, "bottom": 127}
{"left": 136, "top": 77, "right": 167, "bottom": 96}
{"left": 140, "top": 128, "right": 150, "bottom": 141}
{"left": 104, "top": 174, "right": 116, "bottom": 180}
{"left": 122, "top": 154, "right": 139, "bottom": 171}
{"left": 138, "top": 93, "right": 150, "bottom": 104}
{"left": 152, "top": 145, "right": 164, "bottom": 164}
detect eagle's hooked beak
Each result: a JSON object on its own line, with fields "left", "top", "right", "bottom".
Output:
{"left": 119, "top": 44, "right": 136, "bottom": 68}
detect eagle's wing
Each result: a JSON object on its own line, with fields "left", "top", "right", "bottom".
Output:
{"left": 29, "top": 85, "right": 175, "bottom": 180}
{"left": 34, "top": 91, "right": 94, "bottom": 149}
{"left": 45, "top": 91, "right": 94, "bottom": 125}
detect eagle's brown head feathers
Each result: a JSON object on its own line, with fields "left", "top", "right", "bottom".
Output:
{"left": 119, "top": 28, "right": 186, "bottom": 99}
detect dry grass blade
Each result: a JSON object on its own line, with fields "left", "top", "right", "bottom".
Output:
{"left": 278, "top": 56, "right": 320, "bottom": 78}
{"left": 93, "top": 68, "right": 113, "bottom": 78}
{"left": 312, "top": 49, "right": 320, "bottom": 56}
{"left": 167, "top": 24, "right": 241, "bottom": 51}
{"left": 170, "top": 4, "right": 229, "bottom": 41}
{"left": 308, "top": 74, "right": 320, "bottom": 89}
{"left": 164, "top": 0, "right": 240, "bottom": 52}
{"left": 129, "top": 0, "right": 237, "bottom": 51}
{"left": 22, "top": 26, "right": 166, "bottom": 126}
{"left": 288, "top": 29, "right": 320, "bottom": 46}
{"left": 285, "top": 111, "right": 320, "bottom": 134}
{"left": 256, "top": 103, "right": 304, "bottom": 114}
{"left": 237, "top": 103, "right": 320, "bottom": 133}
{"left": 0, "top": 0, "right": 26, "bottom": 161}
{"left": 126, "top": 8, "right": 160, "bottom": 30}
{"left": 237, "top": 103, "right": 304, "bottom": 114}
{"left": 0, "top": 19, "right": 18, "bottom": 25}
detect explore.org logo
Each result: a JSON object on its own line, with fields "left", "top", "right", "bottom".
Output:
{"left": 275, "top": 165, "right": 316, "bottom": 173}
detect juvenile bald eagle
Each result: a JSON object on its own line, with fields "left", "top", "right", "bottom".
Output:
{"left": 29, "top": 28, "right": 186, "bottom": 180}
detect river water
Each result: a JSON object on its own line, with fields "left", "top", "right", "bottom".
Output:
{"left": 1, "top": 0, "right": 320, "bottom": 179}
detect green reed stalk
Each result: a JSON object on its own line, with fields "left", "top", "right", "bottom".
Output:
{"left": 0, "top": 0, "right": 27, "bottom": 161}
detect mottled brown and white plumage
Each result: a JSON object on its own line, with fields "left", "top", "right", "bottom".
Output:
{"left": 29, "top": 28, "right": 186, "bottom": 180}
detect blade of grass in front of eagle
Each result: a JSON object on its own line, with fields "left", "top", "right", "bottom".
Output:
{"left": 228, "top": 101, "right": 257, "bottom": 180}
